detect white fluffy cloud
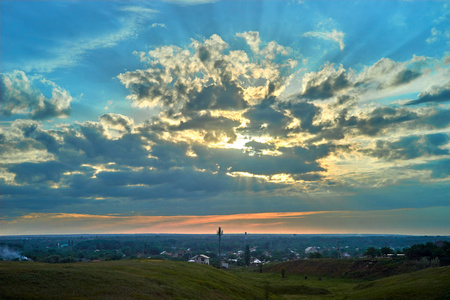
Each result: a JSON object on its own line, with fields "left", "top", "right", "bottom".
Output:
{"left": 118, "top": 32, "right": 297, "bottom": 110}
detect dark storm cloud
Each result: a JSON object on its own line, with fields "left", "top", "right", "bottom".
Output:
{"left": 366, "top": 133, "right": 449, "bottom": 160}
{"left": 406, "top": 84, "right": 450, "bottom": 106}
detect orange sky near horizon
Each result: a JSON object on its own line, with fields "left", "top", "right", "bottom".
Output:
{"left": 2, "top": 207, "right": 448, "bottom": 236}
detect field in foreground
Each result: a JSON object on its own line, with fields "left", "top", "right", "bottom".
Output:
{"left": 0, "top": 260, "right": 261, "bottom": 300}
{"left": 1, "top": 260, "right": 449, "bottom": 299}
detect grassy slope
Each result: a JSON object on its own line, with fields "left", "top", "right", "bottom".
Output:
{"left": 1, "top": 260, "right": 449, "bottom": 300}
{"left": 233, "top": 269, "right": 358, "bottom": 300}
{"left": 347, "top": 266, "right": 450, "bottom": 300}
{"left": 237, "top": 266, "right": 450, "bottom": 300}
{"left": 0, "top": 260, "right": 262, "bottom": 300}
{"left": 264, "top": 258, "right": 417, "bottom": 280}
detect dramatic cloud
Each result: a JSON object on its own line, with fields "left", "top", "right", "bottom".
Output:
{"left": 355, "top": 57, "right": 426, "bottom": 91}
{"left": 99, "top": 113, "right": 135, "bottom": 137}
{"left": 366, "top": 133, "right": 449, "bottom": 160}
{"left": 300, "top": 63, "right": 350, "bottom": 100}
{"left": 1, "top": 1, "right": 449, "bottom": 235}
{"left": 0, "top": 71, "right": 73, "bottom": 120}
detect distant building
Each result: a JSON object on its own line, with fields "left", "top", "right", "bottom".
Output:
{"left": 305, "top": 247, "right": 319, "bottom": 254}
{"left": 189, "top": 254, "right": 210, "bottom": 265}
{"left": 263, "top": 251, "right": 272, "bottom": 257}
{"left": 342, "top": 253, "right": 352, "bottom": 259}
{"left": 172, "top": 250, "right": 189, "bottom": 258}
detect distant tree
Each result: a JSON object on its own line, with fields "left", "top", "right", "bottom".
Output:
{"left": 430, "top": 257, "right": 441, "bottom": 267}
{"left": 404, "top": 242, "right": 436, "bottom": 260}
{"left": 365, "top": 247, "right": 381, "bottom": 258}
{"left": 60, "top": 256, "right": 77, "bottom": 263}
{"left": 415, "top": 257, "right": 430, "bottom": 270}
{"left": 380, "top": 247, "right": 394, "bottom": 256}
{"left": 245, "top": 245, "right": 250, "bottom": 267}
{"left": 217, "top": 227, "right": 223, "bottom": 263}
{"left": 403, "top": 241, "right": 450, "bottom": 265}
{"left": 309, "top": 252, "right": 322, "bottom": 259}
{"left": 45, "top": 255, "right": 61, "bottom": 263}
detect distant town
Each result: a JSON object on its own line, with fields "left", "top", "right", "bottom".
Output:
{"left": 1, "top": 233, "right": 449, "bottom": 268}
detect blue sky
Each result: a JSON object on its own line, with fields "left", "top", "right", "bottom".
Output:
{"left": 1, "top": 0, "right": 449, "bottom": 235}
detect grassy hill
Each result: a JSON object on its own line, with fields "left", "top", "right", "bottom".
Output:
{"left": 264, "top": 258, "right": 417, "bottom": 280}
{"left": 0, "top": 260, "right": 262, "bottom": 300}
{"left": 347, "top": 266, "right": 450, "bottom": 300}
{"left": 1, "top": 259, "right": 449, "bottom": 299}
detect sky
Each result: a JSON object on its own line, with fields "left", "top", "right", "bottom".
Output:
{"left": 1, "top": 0, "right": 449, "bottom": 236}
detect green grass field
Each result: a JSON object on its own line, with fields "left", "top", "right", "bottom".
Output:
{"left": 1, "top": 260, "right": 449, "bottom": 299}
{"left": 264, "top": 258, "right": 418, "bottom": 280}
{"left": 347, "top": 266, "right": 450, "bottom": 300}
{"left": 0, "top": 260, "right": 262, "bottom": 299}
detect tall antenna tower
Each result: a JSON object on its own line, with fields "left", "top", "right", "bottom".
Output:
{"left": 217, "top": 227, "right": 223, "bottom": 264}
